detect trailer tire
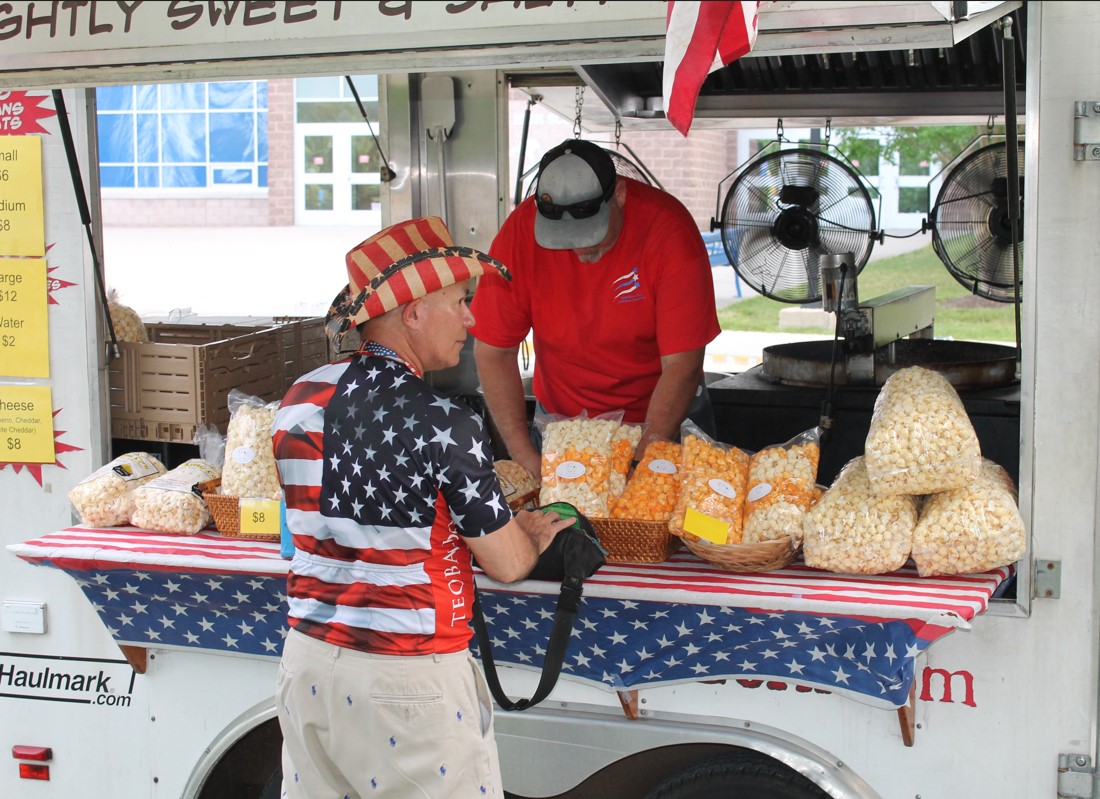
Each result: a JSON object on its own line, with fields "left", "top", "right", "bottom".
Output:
{"left": 258, "top": 764, "right": 282, "bottom": 799}
{"left": 642, "top": 752, "right": 832, "bottom": 799}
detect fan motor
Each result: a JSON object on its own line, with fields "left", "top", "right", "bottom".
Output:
{"left": 773, "top": 206, "right": 820, "bottom": 251}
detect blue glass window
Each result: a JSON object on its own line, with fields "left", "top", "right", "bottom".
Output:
{"left": 96, "top": 80, "right": 268, "bottom": 191}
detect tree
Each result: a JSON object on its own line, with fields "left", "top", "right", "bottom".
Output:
{"left": 834, "top": 125, "right": 1015, "bottom": 170}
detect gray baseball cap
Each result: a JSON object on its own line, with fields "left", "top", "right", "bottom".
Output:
{"left": 533, "top": 140, "right": 617, "bottom": 250}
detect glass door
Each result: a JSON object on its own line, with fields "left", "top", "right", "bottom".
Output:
{"left": 296, "top": 122, "right": 382, "bottom": 226}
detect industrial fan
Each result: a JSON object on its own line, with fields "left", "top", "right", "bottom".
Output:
{"left": 714, "top": 145, "right": 881, "bottom": 304}
{"left": 927, "top": 137, "right": 1024, "bottom": 303}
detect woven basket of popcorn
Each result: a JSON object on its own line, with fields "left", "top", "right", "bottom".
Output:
{"left": 199, "top": 479, "right": 281, "bottom": 541}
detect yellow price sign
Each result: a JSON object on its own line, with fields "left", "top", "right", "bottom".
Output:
{"left": 0, "top": 384, "right": 54, "bottom": 463}
{"left": 0, "top": 257, "right": 48, "bottom": 378}
{"left": 683, "top": 507, "right": 731, "bottom": 545}
{"left": 239, "top": 498, "right": 281, "bottom": 535}
{"left": 0, "top": 136, "right": 45, "bottom": 257}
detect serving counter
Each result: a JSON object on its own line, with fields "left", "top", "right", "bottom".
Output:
{"left": 8, "top": 525, "right": 1011, "bottom": 744}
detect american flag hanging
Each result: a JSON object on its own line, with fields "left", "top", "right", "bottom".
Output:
{"left": 663, "top": 1, "right": 762, "bottom": 136}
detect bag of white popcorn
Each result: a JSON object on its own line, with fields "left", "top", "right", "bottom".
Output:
{"left": 130, "top": 458, "right": 221, "bottom": 534}
{"left": 220, "top": 389, "right": 281, "bottom": 500}
{"left": 910, "top": 458, "right": 1025, "bottom": 577}
{"left": 864, "top": 366, "right": 982, "bottom": 496}
{"left": 803, "top": 456, "right": 919, "bottom": 574}
{"left": 107, "top": 289, "right": 149, "bottom": 343}
{"left": 537, "top": 411, "right": 620, "bottom": 518}
{"left": 68, "top": 452, "right": 167, "bottom": 527}
{"left": 742, "top": 426, "right": 821, "bottom": 545}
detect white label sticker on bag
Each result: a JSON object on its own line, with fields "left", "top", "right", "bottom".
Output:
{"left": 232, "top": 446, "right": 256, "bottom": 465}
{"left": 708, "top": 478, "right": 736, "bottom": 499}
{"left": 648, "top": 459, "right": 678, "bottom": 475}
{"left": 748, "top": 482, "right": 772, "bottom": 502}
{"left": 556, "top": 460, "right": 587, "bottom": 479}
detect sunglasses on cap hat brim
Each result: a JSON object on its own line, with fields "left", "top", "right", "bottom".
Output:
{"left": 535, "top": 179, "right": 615, "bottom": 221}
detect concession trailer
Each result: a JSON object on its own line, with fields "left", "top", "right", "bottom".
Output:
{"left": 1, "top": 2, "right": 1098, "bottom": 797}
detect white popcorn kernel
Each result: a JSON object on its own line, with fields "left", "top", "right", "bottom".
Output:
{"left": 864, "top": 366, "right": 982, "bottom": 496}
{"left": 130, "top": 458, "right": 221, "bottom": 534}
{"left": 68, "top": 452, "right": 167, "bottom": 527}
{"left": 803, "top": 456, "right": 919, "bottom": 575}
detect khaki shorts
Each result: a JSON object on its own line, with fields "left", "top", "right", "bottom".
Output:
{"left": 276, "top": 628, "right": 502, "bottom": 798}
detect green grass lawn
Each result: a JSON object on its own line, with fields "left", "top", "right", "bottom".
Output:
{"left": 716, "top": 242, "right": 1020, "bottom": 344}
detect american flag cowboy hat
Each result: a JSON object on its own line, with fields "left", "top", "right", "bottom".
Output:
{"left": 325, "top": 216, "right": 510, "bottom": 352}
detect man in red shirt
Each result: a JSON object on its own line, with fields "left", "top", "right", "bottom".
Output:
{"left": 471, "top": 138, "right": 721, "bottom": 480}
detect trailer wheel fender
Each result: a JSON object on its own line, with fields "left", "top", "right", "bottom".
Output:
{"left": 182, "top": 697, "right": 279, "bottom": 799}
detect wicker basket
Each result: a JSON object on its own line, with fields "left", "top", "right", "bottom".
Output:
{"left": 591, "top": 517, "right": 681, "bottom": 564}
{"left": 199, "top": 479, "right": 281, "bottom": 541}
{"left": 682, "top": 535, "right": 797, "bottom": 573}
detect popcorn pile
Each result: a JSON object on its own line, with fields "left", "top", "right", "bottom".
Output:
{"left": 495, "top": 459, "right": 540, "bottom": 510}
{"left": 669, "top": 434, "right": 750, "bottom": 544}
{"left": 130, "top": 458, "right": 221, "bottom": 534}
{"left": 742, "top": 431, "right": 820, "bottom": 545}
{"left": 803, "top": 456, "right": 919, "bottom": 574}
{"left": 610, "top": 440, "right": 682, "bottom": 521}
{"left": 68, "top": 452, "right": 167, "bottom": 527}
{"left": 539, "top": 417, "right": 617, "bottom": 517}
{"left": 609, "top": 423, "right": 643, "bottom": 498}
{"left": 221, "top": 403, "right": 281, "bottom": 500}
{"left": 910, "top": 459, "right": 1025, "bottom": 576}
{"left": 864, "top": 366, "right": 982, "bottom": 496}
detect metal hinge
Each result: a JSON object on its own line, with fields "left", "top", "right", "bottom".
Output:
{"left": 1034, "top": 559, "right": 1061, "bottom": 599}
{"left": 1058, "top": 753, "right": 1096, "bottom": 798}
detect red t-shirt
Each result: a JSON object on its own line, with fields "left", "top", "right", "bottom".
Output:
{"left": 471, "top": 177, "right": 720, "bottom": 423}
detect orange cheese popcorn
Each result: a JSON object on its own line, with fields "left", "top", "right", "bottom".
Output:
{"left": 610, "top": 423, "right": 643, "bottom": 498}
{"left": 609, "top": 440, "right": 682, "bottom": 521}
{"left": 538, "top": 417, "right": 617, "bottom": 517}
{"left": 669, "top": 434, "right": 749, "bottom": 544}
{"left": 742, "top": 429, "right": 821, "bottom": 545}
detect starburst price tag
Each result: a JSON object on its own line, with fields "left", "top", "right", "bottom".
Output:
{"left": 0, "top": 257, "right": 48, "bottom": 378}
{"left": 0, "top": 136, "right": 45, "bottom": 257}
{"left": 0, "top": 384, "right": 54, "bottom": 463}
{"left": 239, "top": 498, "right": 280, "bottom": 535}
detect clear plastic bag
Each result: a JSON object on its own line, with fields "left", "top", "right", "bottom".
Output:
{"left": 803, "top": 456, "right": 918, "bottom": 574}
{"left": 220, "top": 389, "right": 281, "bottom": 500}
{"left": 107, "top": 288, "right": 148, "bottom": 343}
{"left": 537, "top": 411, "right": 621, "bottom": 518}
{"left": 130, "top": 458, "right": 221, "bottom": 534}
{"left": 864, "top": 366, "right": 982, "bottom": 496}
{"left": 610, "top": 439, "right": 682, "bottom": 521}
{"left": 609, "top": 422, "right": 644, "bottom": 498}
{"left": 910, "top": 458, "right": 1025, "bottom": 576}
{"left": 68, "top": 452, "right": 167, "bottom": 527}
{"left": 742, "top": 427, "right": 821, "bottom": 545}
{"left": 668, "top": 422, "right": 750, "bottom": 544}
{"left": 494, "top": 459, "right": 540, "bottom": 510}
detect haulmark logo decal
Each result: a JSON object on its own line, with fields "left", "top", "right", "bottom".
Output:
{"left": 0, "top": 652, "right": 137, "bottom": 707}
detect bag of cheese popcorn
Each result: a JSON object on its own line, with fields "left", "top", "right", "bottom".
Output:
{"left": 610, "top": 439, "right": 682, "bottom": 522}
{"left": 668, "top": 422, "right": 750, "bottom": 545}
{"left": 220, "top": 389, "right": 281, "bottom": 500}
{"left": 68, "top": 452, "right": 167, "bottom": 527}
{"left": 910, "top": 458, "right": 1025, "bottom": 577}
{"left": 803, "top": 456, "right": 919, "bottom": 574}
{"left": 864, "top": 366, "right": 982, "bottom": 496}
{"left": 130, "top": 458, "right": 221, "bottom": 534}
{"left": 742, "top": 427, "right": 821, "bottom": 545}
{"left": 537, "top": 411, "right": 620, "bottom": 518}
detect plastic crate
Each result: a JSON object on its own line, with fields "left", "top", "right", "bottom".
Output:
{"left": 108, "top": 323, "right": 288, "bottom": 443}
{"left": 273, "top": 316, "right": 329, "bottom": 390}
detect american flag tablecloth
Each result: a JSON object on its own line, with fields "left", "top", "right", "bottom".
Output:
{"left": 9, "top": 527, "right": 1013, "bottom": 710}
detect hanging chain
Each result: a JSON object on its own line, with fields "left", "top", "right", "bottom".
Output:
{"left": 776, "top": 118, "right": 785, "bottom": 142}
{"left": 824, "top": 118, "right": 832, "bottom": 145}
{"left": 573, "top": 86, "right": 585, "bottom": 138}
{"left": 614, "top": 117, "right": 622, "bottom": 148}
{"left": 987, "top": 114, "right": 997, "bottom": 135}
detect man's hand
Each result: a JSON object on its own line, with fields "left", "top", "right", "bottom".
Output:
{"left": 516, "top": 508, "right": 573, "bottom": 554}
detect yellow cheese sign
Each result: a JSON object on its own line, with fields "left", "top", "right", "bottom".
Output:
{"left": 0, "top": 257, "right": 48, "bottom": 378}
{"left": 0, "top": 136, "right": 45, "bottom": 257}
{"left": 239, "top": 498, "right": 281, "bottom": 535}
{"left": 0, "top": 384, "right": 54, "bottom": 463}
